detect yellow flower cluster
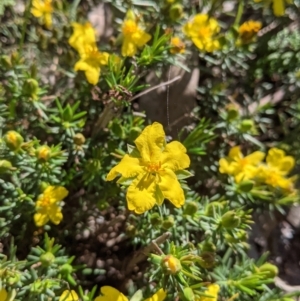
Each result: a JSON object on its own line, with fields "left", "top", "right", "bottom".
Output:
{"left": 34, "top": 186, "right": 68, "bottom": 227}
{"left": 106, "top": 122, "right": 190, "bottom": 214}
{"left": 170, "top": 36, "right": 185, "bottom": 54}
{"left": 31, "top": 0, "right": 53, "bottom": 29}
{"left": 198, "top": 284, "right": 220, "bottom": 301}
{"left": 183, "top": 14, "right": 220, "bottom": 52}
{"left": 68, "top": 23, "right": 109, "bottom": 85}
{"left": 219, "top": 146, "right": 296, "bottom": 194}
{"left": 58, "top": 287, "right": 166, "bottom": 301}
{"left": 254, "top": 0, "right": 293, "bottom": 17}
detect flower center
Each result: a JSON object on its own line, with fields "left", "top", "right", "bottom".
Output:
{"left": 198, "top": 27, "right": 211, "bottom": 38}
{"left": 43, "top": 0, "right": 53, "bottom": 13}
{"left": 41, "top": 196, "right": 51, "bottom": 207}
{"left": 147, "top": 162, "right": 162, "bottom": 173}
{"left": 122, "top": 20, "right": 138, "bottom": 35}
{"left": 239, "top": 158, "right": 248, "bottom": 168}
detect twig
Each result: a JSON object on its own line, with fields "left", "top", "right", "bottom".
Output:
{"left": 124, "top": 232, "right": 171, "bottom": 275}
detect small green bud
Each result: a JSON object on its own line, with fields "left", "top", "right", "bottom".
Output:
{"left": 257, "top": 263, "right": 278, "bottom": 279}
{"left": 40, "top": 252, "right": 55, "bottom": 267}
{"left": 239, "top": 119, "right": 255, "bottom": 132}
{"left": 7, "top": 272, "right": 20, "bottom": 285}
{"left": 181, "top": 287, "right": 195, "bottom": 301}
{"left": 238, "top": 180, "right": 254, "bottom": 192}
{"left": 22, "top": 78, "right": 39, "bottom": 100}
{"left": 150, "top": 212, "right": 162, "bottom": 226}
{"left": 125, "top": 224, "right": 137, "bottom": 237}
{"left": 162, "top": 216, "right": 174, "bottom": 230}
{"left": 60, "top": 263, "right": 73, "bottom": 275}
{"left": 39, "top": 182, "right": 49, "bottom": 192}
{"left": 0, "top": 55, "right": 12, "bottom": 69}
{"left": 183, "top": 201, "right": 198, "bottom": 216}
{"left": 36, "top": 145, "right": 51, "bottom": 162}
{"left": 221, "top": 211, "right": 241, "bottom": 229}
{"left": 225, "top": 103, "right": 239, "bottom": 121}
{"left": 0, "top": 160, "right": 13, "bottom": 173}
{"left": 4, "top": 131, "right": 24, "bottom": 151}
{"left": 198, "top": 251, "right": 216, "bottom": 269}
{"left": 200, "top": 241, "right": 216, "bottom": 252}
{"left": 162, "top": 255, "right": 182, "bottom": 274}
{"left": 205, "top": 201, "right": 225, "bottom": 217}
{"left": 169, "top": 4, "right": 183, "bottom": 21}
{"left": 73, "top": 133, "right": 86, "bottom": 146}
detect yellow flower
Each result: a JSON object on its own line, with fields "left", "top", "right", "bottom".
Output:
{"left": 31, "top": 0, "right": 53, "bottom": 29}
{"left": 197, "top": 284, "right": 220, "bottom": 301}
{"left": 183, "top": 14, "right": 220, "bottom": 52}
{"left": 106, "top": 122, "right": 190, "bottom": 214}
{"left": 254, "top": 0, "right": 293, "bottom": 17}
{"left": 258, "top": 148, "right": 296, "bottom": 191}
{"left": 238, "top": 20, "right": 262, "bottom": 44}
{"left": 74, "top": 45, "right": 109, "bottom": 85}
{"left": 68, "top": 22, "right": 97, "bottom": 54}
{"left": 94, "top": 286, "right": 166, "bottom": 301}
{"left": 0, "top": 289, "right": 7, "bottom": 301}
{"left": 121, "top": 13, "right": 151, "bottom": 57}
{"left": 170, "top": 37, "right": 185, "bottom": 54}
{"left": 219, "top": 146, "right": 265, "bottom": 183}
{"left": 34, "top": 186, "right": 68, "bottom": 227}
{"left": 59, "top": 290, "right": 79, "bottom": 301}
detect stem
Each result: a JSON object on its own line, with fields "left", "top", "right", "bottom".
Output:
{"left": 19, "top": 0, "right": 32, "bottom": 55}
{"left": 234, "top": 0, "right": 244, "bottom": 27}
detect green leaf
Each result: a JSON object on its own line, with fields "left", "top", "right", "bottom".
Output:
{"left": 129, "top": 290, "right": 143, "bottom": 301}
{"left": 175, "top": 170, "right": 194, "bottom": 180}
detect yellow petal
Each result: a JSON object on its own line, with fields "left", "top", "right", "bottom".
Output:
{"left": 134, "top": 122, "right": 166, "bottom": 163}
{"left": 122, "top": 38, "right": 138, "bottom": 57}
{"left": 199, "top": 284, "right": 220, "bottom": 301}
{"left": 126, "top": 173, "right": 157, "bottom": 214}
{"left": 74, "top": 59, "right": 100, "bottom": 85}
{"left": 46, "top": 186, "right": 68, "bottom": 203}
{"left": 34, "top": 210, "right": 49, "bottom": 227}
{"left": 94, "top": 286, "right": 128, "bottom": 301}
{"left": 131, "top": 30, "right": 151, "bottom": 47}
{"left": 49, "top": 205, "right": 63, "bottom": 225}
{"left": 279, "top": 156, "right": 295, "bottom": 174}
{"left": 219, "top": 158, "right": 233, "bottom": 174}
{"left": 161, "top": 141, "right": 190, "bottom": 171}
{"left": 106, "top": 154, "right": 143, "bottom": 181}
{"left": 59, "top": 290, "right": 79, "bottom": 301}
{"left": 158, "top": 168, "right": 185, "bottom": 208}
{"left": 44, "top": 13, "right": 52, "bottom": 29}
{"left": 245, "top": 151, "right": 265, "bottom": 165}
{"left": 228, "top": 146, "right": 242, "bottom": 160}
{"left": 31, "top": 7, "right": 43, "bottom": 17}
{"left": 0, "top": 288, "right": 8, "bottom": 301}
{"left": 144, "top": 289, "right": 167, "bottom": 301}
{"left": 273, "top": 0, "right": 285, "bottom": 16}
{"left": 266, "top": 148, "right": 285, "bottom": 168}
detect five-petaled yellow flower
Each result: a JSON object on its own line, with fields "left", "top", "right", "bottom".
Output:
{"left": 106, "top": 122, "right": 190, "bottom": 214}
{"left": 219, "top": 146, "right": 265, "bottom": 183}
{"left": 254, "top": 0, "right": 293, "bottom": 17}
{"left": 183, "top": 14, "right": 220, "bottom": 52}
{"left": 31, "top": 0, "right": 53, "bottom": 29}
{"left": 0, "top": 288, "right": 7, "bottom": 301}
{"left": 170, "top": 37, "right": 186, "bottom": 54}
{"left": 68, "top": 22, "right": 97, "bottom": 54}
{"left": 258, "top": 148, "right": 296, "bottom": 191}
{"left": 74, "top": 44, "right": 109, "bottom": 85}
{"left": 238, "top": 20, "right": 262, "bottom": 44}
{"left": 34, "top": 186, "right": 68, "bottom": 227}
{"left": 94, "top": 286, "right": 166, "bottom": 301}
{"left": 59, "top": 290, "right": 79, "bottom": 301}
{"left": 197, "top": 284, "right": 220, "bottom": 301}
{"left": 121, "top": 11, "right": 151, "bottom": 57}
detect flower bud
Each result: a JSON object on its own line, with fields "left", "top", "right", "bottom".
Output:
{"left": 162, "top": 255, "right": 182, "bottom": 274}
{"left": 257, "top": 263, "right": 278, "bottom": 279}
{"left": 37, "top": 145, "right": 51, "bottom": 162}
{"left": 60, "top": 263, "right": 73, "bottom": 276}
{"left": 0, "top": 160, "right": 13, "bottom": 173}
{"left": 205, "top": 201, "right": 225, "bottom": 217}
{"left": 225, "top": 103, "right": 239, "bottom": 121}
{"left": 73, "top": 133, "right": 86, "bottom": 146}
{"left": 162, "top": 216, "right": 174, "bottom": 229}
{"left": 7, "top": 271, "right": 21, "bottom": 285}
{"left": 238, "top": 180, "right": 254, "bottom": 192}
{"left": 150, "top": 212, "right": 162, "bottom": 226}
{"left": 239, "top": 119, "right": 255, "bottom": 133}
{"left": 22, "top": 78, "right": 39, "bottom": 100}
{"left": 221, "top": 211, "right": 241, "bottom": 229}
{"left": 181, "top": 287, "right": 195, "bottom": 301}
{"left": 4, "top": 131, "right": 24, "bottom": 151}
{"left": 125, "top": 224, "right": 137, "bottom": 237}
{"left": 169, "top": 4, "right": 183, "bottom": 21}
{"left": 0, "top": 55, "right": 12, "bottom": 69}
{"left": 198, "top": 251, "right": 216, "bottom": 269}
{"left": 200, "top": 241, "right": 216, "bottom": 252}
{"left": 40, "top": 252, "right": 55, "bottom": 267}
{"left": 183, "top": 201, "right": 198, "bottom": 216}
